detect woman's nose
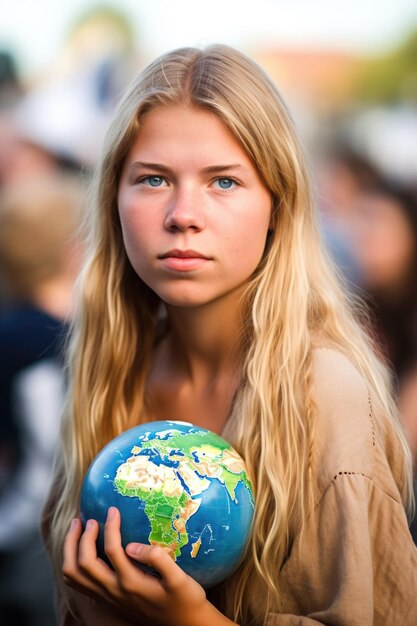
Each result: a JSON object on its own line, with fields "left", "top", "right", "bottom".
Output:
{"left": 164, "top": 187, "right": 205, "bottom": 232}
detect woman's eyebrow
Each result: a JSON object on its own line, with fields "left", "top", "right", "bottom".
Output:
{"left": 129, "top": 161, "right": 172, "bottom": 173}
{"left": 128, "top": 162, "right": 247, "bottom": 175}
{"left": 202, "top": 164, "right": 245, "bottom": 174}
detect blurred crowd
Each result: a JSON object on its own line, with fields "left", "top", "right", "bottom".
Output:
{"left": 0, "top": 8, "right": 416, "bottom": 626}
{"left": 317, "top": 141, "right": 417, "bottom": 457}
{"left": 0, "top": 9, "right": 137, "bottom": 626}
{"left": 316, "top": 137, "right": 417, "bottom": 547}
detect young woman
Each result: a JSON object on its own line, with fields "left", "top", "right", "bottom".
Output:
{"left": 43, "top": 45, "right": 417, "bottom": 626}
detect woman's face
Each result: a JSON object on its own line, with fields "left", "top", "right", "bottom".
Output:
{"left": 117, "top": 104, "right": 272, "bottom": 308}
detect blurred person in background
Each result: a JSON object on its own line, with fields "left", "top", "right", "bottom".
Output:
{"left": 0, "top": 6, "right": 136, "bottom": 309}
{"left": 316, "top": 147, "right": 381, "bottom": 285}
{"left": 0, "top": 50, "right": 22, "bottom": 110}
{"left": 352, "top": 182, "right": 417, "bottom": 381}
{"left": 0, "top": 48, "right": 24, "bottom": 311}
{"left": 0, "top": 173, "right": 85, "bottom": 626}
{"left": 351, "top": 181, "right": 417, "bottom": 543}
{"left": 0, "top": 5, "right": 137, "bottom": 189}
{"left": 0, "top": 5, "right": 138, "bottom": 193}
{"left": 0, "top": 9, "right": 137, "bottom": 306}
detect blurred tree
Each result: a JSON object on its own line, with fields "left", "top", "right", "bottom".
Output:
{"left": 355, "top": 27, "right": 417, "bottom": 103}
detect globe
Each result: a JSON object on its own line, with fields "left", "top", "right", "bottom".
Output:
{"left": 80, "top": 420, "right": 255, "bottom": 588}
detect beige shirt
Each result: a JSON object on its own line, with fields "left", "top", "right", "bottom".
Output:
{"left": 215, "top": 347, "right": 417, "bottom": 625}
{"left": 47, "top": 348, "right": 417, "bottom": 625}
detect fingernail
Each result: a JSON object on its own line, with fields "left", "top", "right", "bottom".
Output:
{"left": 126, "top": 543, "right": 143, "bottom": 557}
{"left": 107, "top": 507, "right": 117, "bottom": 520}
{"left": 70, "top": 518, "right": 78, "bottom": 531}
{"left": 86, "top": 519, "right": 95, "bottom": 529}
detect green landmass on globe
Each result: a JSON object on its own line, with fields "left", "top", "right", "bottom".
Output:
{"left": 113, "top": 428, "right": 253, "bottom": 560}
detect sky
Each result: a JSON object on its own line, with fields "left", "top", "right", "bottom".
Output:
{"left": 1, "top": 0, "right": 417, "bottom": 79}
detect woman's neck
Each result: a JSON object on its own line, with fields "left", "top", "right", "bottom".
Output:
{"left": 164, "top": 291, "right": 244, "bottom": 386}
{"left": 144, "top": 288, "right": 246, "bottom": 432}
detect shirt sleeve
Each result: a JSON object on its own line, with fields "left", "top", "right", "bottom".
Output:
{"left": 267, "top": 473, "right": 417, "bottom": 626}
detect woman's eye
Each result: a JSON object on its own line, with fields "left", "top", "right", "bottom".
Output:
{"left": 141, "top": 176, "right": 166, "bottom": 187}
{"left": 214, "top": 178, "right": 237, "bottom": 190}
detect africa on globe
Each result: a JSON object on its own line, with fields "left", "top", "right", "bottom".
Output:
{"left": 80, "top": 420, "right": 255, "bottom": 588}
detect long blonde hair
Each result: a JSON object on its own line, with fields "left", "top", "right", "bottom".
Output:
{"left": 46, "top": 44, "right": 414, "bottom": 623}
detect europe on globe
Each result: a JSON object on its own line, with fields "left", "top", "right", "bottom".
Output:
{"left": 80, "top": 420, "right": 255, "bottom": 588}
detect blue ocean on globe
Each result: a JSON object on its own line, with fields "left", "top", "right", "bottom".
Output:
{"left": 80, "top": 420, "right": 255, "bottom": 588}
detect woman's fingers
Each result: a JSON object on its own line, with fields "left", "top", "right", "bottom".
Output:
{"left": 104, "top": 507, "right": 182, "bottom": 596}
{"left": 125, "top": 542, "right": 187, "bottom": 591}
{"left": 77, "top": 518, "right": 100, "bottom": 570}
{"left": 63, "top": 510, "right": 206, "bottom": 624}
{"left": 63, "top": 518, "right": 101, "bottom": 595}
{"left": 63, "top": 516, "right": 118, "bottom": 598}
{"left": 103, "top": 507, "right": 146, "bottom": 593}
{"left": 62, "top": 517, "right": 85, "bottom": 580}
{"left": 104, "top": 507, "right": 128, "bottom": 569}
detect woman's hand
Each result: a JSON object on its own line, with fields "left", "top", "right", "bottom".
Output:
{"left": 62, "top": 506, "right": 217, "bottom": 626}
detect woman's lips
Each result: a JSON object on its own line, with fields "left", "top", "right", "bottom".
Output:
{"left": 158, "top": 249, "right": 211, "bottom": 272}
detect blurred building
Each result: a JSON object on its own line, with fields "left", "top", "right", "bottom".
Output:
{"left": 254, "top": 47, "right": 360, "bottom": 114}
